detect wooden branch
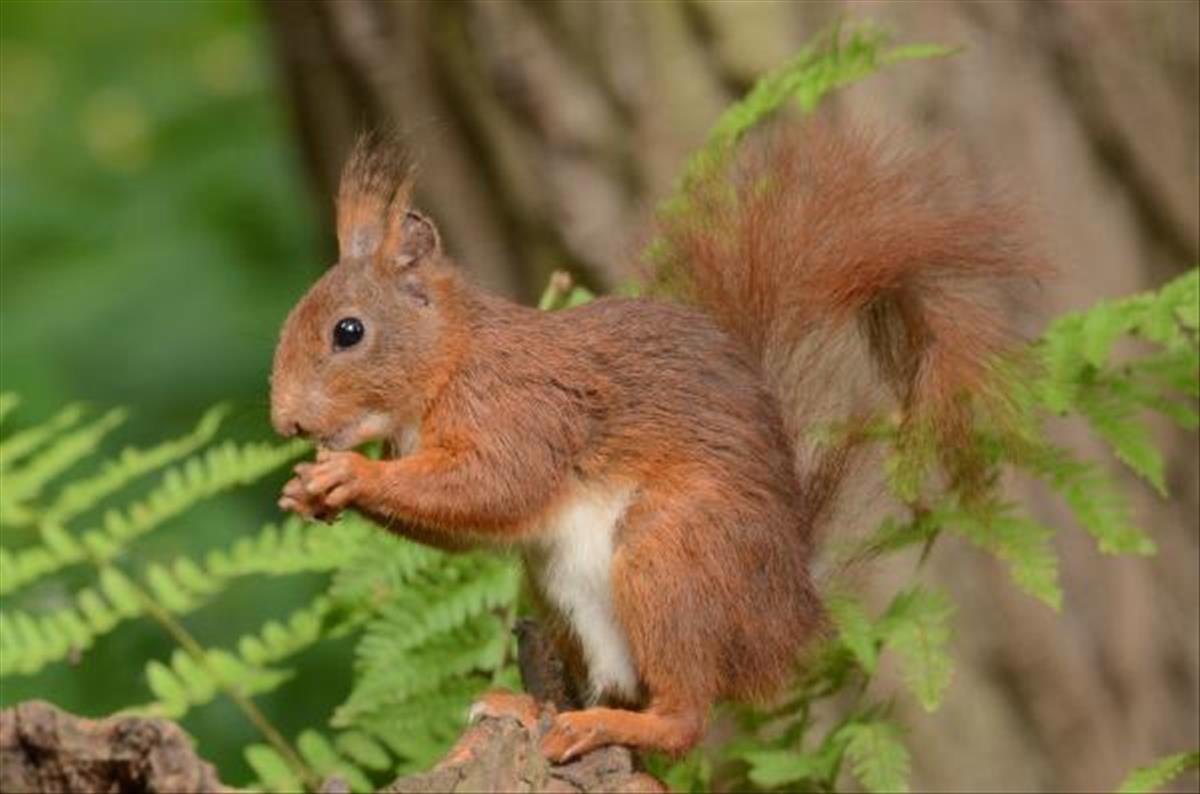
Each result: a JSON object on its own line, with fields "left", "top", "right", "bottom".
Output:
{"left": 0, "top": 623, "right": 665, "bottom": 793}
{"left": 0, "top": 700, "right": 229, "bottom": 794}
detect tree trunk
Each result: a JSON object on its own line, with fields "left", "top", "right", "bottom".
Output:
{"left": 261, "top": 2, "right": 1199, "bottom": 791}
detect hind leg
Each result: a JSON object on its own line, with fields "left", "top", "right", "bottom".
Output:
{"left": 540, "top": 694, "right": 706, "bottom": 762}
{"left": 540, "top": 491, "right": 745, "bottom": 761}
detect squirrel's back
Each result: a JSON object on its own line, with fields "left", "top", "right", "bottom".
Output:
{"left": 460, "top": 292, "right": 802, "bottom": 510}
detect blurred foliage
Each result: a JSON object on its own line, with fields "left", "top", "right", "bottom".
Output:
{"left": 0, "top": 0, "right": 329, "bottom": 783}
{"left": 1116, "top": 751, "right": 1200, "bottom": 794}
{"left": 0, "top": 0, "right": 319, "bottom": 424}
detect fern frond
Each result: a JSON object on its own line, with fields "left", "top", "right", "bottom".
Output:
{"left": 1015, "top": 442, "right": 1155, "bottom": 557}
{"left": 0, "top": 565, "right": 143, "bottom": 676}
{"left": 40, "top": 403, "right": 230, "bottom": 527}
{"left": 206, "top": 514, "right": 368, "bottom": 580}
{"left": 86, "top": 439, "right": 309, "bottom": 555}
{"left": 878, "top": 588, "right": 955, "bottom": 712}
{"left": 649, "top": 23, "right": 955, "bottom": 292}
{"left": 739, "top": 748, "right": 830, "bottom": 790}
{"left": 245, "top": 743, "right": 305, "bottom": 792}
{"left": 839, "top": 719, "right": 911, "bottom": 794}
{"left": 336, "top": 610, "right": 511, "bottom": 725}
{"left": 0, "top": 440, "right": 309, "bottom": 597}
{"left": 355, "top": 555, "right": 520, "bottom": 659}
{"left": 0, "top": 403, "right": 85, "bottom": 471}
{"left": 1, "top": 517, "right": 354, "bottom": 676}
{"left": 1034, "top": 268, "right": 1200, "bottom": 491}
{"left": 334, "top": 731, "right": 393, "bottom": 772}
{"left": 828, "top": 593, "right": 878, "bottom": 674}
{"left": 949, "top": 501, "right": 1062, "bottom": 610}
{"left": 675, "top": 23, "right": 953, "bottom": 200}
{"left": 328, "top": 527, "right": 447, "bottom": 607}
{"left": 1116, "top": 750, "right": 1199, "bottom": 794}
{"left": 237, "top": 596, "right": 338, "bottom": 668}
{"left": 1, "top": 408, "right": 126, "bottom": 526}
{"left": 328, "top": 534, "right": 522, "bottom": 767}
{"left": 1074, "top": 378, "right": 1167, "bottom": 495}
{"left": 0, "top": 392, "right": 20, "bottom": 426}
{"left": 247, "top": 730, "right": 375, "bottom": 793}
{"left": 350, "top": 677, "right": 486, "bottom": 773}
{"left": 146, "top": 647, "right": 291, "bottom": 720}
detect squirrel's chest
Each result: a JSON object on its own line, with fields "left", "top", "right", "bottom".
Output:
{"left": 523, "top": 483, "right": 638, "bottom": 704}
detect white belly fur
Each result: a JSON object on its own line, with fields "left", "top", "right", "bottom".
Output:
{"left": 525, "top": 482, "right": 639, "bottom": 704}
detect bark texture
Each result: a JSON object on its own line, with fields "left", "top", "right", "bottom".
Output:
{"left": 0, "top": 700, "right": 230, "bottom": 794}
{"left": 261, "top": 1, "right": 1199, "bottom": 791}
{"left": 0, "top": 699, "right": 661, "bottom": 794}
{"left": 0, "top": 625, "right": 660, "bottom": 794}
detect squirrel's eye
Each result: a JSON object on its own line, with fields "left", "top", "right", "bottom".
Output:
{"left": 333, "top": 317, "right": 365, "bottom": 349}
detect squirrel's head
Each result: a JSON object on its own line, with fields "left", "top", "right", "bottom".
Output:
{"left": 270, "top": 138, "right": 450, "bottom": 450}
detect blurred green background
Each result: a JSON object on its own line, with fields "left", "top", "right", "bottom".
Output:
{"left": 0, "top": 0, "right": 343, "bottom": 782}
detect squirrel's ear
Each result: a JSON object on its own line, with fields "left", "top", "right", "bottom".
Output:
{"left": 380, "top": 209, "right": 441, "bottom": 269}
{"left": 335, "top": 134, "right": 412, "bottom": 261}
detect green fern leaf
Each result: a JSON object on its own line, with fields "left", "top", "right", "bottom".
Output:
{"left": 0, "top": 545, "right": 66, "bottom": 596}
{"left": 739, "top": 747, "right": 836, "bottom": 789}
{"left": 144, "top": 562, "right": 201, "bottom": 613}
{"left": 75, "top": 587, "right": 120, "bottom": 633}
{"left": 203, "top": 648, "right": 291, "bottom": 699}
{"left": 1017, "top": 443, "right": 1155, "bottom": 556}
{"left": 168, "top": 649, "right": 218, "bottom": 705}
{"left": 245, "top": 744, "right": 304, "bottom": 793}
{"left": 0, "top": 393, "right": 19, "bottom": 426}
{"left": 0, "top": 403, "right": 85, "bottom": 471}
{"left": 98, "top": 566, "right": 143, "bottom": 616}
{"left": 841, "top": 719, "right": 911, "bottom": 794}
{"left": 1, "top": 408, "right": 126, "bottom": 526}
{"left": 335, "top": 731, "right": 392, "bottom": 772}
{"left": 1076, "top": 380, "right": 1167, "bottom": 495}
{"left": 329, "top": 528, "right": 446, "bottom": 606}
{"left": 649, "top": 24, "right": 954, "bottom": 292}
{"left": 1166, "top": 268, "right": 1199, "bottom": 330}
{"left": 2, "top": 440, "right": 309, "bottom": 598}
{"left": 1115, "top": 750, "right": 1199, "bottom": 794}
{"left": 828, "top": 593, "right": 878, "bottom": 674}
{"left": 93, "top": 439, "right": 308, "bottom": 554}
{"left": 146, "top": 659, "right": 191, "bottom": 718}
{"left": 298, "top": 730, "right": 373, "bottom": 793}
{"left": 41, "top": 404, "right": 229, "bottom": 527}
{"left": 879, "top": 588, "right": 955, "bottom": 711}
{"left": 677, "top": 23, "right": 952, "bottom": 194}
{"left": 236, "top": 597, "right": 335, "bottom": 668}
{"left": 950, "top": 503, "right": 1062, "bottom": 610}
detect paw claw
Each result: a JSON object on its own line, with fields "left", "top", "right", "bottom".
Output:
{"left": 540, "top": 713, "right": 606, "bottom": 763}
{"left": 467, "top": 691, "right": 544, "bottom": 734}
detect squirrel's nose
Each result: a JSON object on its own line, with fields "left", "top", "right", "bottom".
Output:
{"left": 270, "top": 405, "right": 307, "bottom": 439}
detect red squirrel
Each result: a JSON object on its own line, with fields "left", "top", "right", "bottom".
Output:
{"left": 270, "top": 122, "right": 1042, "bottom": 762}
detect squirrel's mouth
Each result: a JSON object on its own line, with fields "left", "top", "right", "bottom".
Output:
{"left": 320, "top": 412, "right": 394, "bottom": 452}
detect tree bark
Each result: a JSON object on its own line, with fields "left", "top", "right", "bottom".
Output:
{"left": 0, "top": 699, "right": 662, "bottom": 794}
{"left": 260, "top": 2, "right": 1199, "bottom": 791}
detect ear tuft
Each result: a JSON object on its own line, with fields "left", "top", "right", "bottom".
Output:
{"left": 336, "top": 132, "right": 414, "bottom": 260}
{"left": 384, "top": 209, "right": 441, "bottom": 269}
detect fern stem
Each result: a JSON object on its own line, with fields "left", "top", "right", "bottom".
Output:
{"left": 119, "top": 567, "right": 322, "bottom": 792}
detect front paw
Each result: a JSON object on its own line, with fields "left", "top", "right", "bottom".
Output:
{"left": 296, "top": 449, "right": 373, "bottom": 510}
{"left": 467, "top": 690, "right": 548, "bottom": 734}
{"left": 278, "top": 475, "right": 341, "bottom": 522}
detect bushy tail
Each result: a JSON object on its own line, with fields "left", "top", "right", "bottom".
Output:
{"left": 656, "top": 122, "right": 1046, "bottom": 535}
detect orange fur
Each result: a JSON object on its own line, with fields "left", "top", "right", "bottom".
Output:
{"left": 270, "top": 120, "right": 1045, "bottom": 760}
